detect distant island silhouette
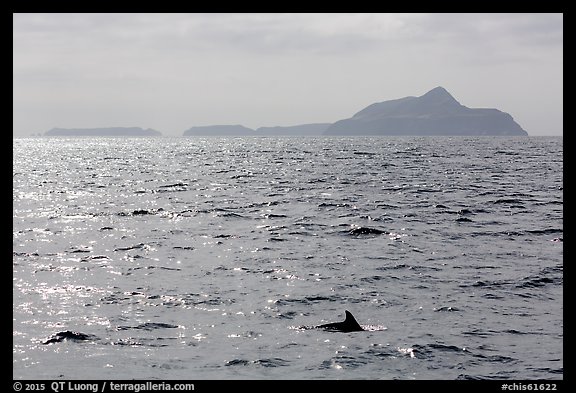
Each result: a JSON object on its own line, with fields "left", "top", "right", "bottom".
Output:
{"left": 324, "top": 86, "right": 527, "bottom": 136}
{"left": 42, "top": 87, "right": 527, "bottom": 137}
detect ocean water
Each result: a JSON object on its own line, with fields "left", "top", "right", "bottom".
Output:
{"left": 13, "top": 136, "right": 563, "bottom": 380}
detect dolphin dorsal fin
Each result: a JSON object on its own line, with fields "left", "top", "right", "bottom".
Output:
{"left": 344, "top": 310, "right": 363, "bottom": 330}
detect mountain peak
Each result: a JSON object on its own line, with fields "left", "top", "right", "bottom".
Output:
{"left": 419, "top": 86, "right": 460, "bottom": 105}
{"left": 424, "top": 86, "right": 450, "bottom": 95}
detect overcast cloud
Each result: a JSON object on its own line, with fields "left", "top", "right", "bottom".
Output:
{"left": 13, "top": 13, "right": 563, "bottom": 136}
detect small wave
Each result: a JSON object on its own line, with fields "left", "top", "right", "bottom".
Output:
{"left": 360, "top": 275, "right": 401, "bottom": 283}
{"left": 457, "top": 374, "right": 506, "bottom": 380}
{"left": 229, "top": 173, "right": 254, "bottom": 179}
{"left": 225, "top": 358, "right": 289, "bottom": 367}
{"left": 305, "top": 295, "right": 334, "bottom": 302}
{"left": 469, "top": 230, "right": 524, "bottom": 238}
{"left": 69, "top": 247, "right": 92, "bottom": 253}
{"left": 274, "top": 295, "right": 341, "bottom": 306}
{"left": 541, "top": 265, "right": 563, "bottom": 274}
{"left": 361, "top": 324, "right": 387, "bottom": 332}
{"left": 191, "top": 296, "right": 236, "bottom": 307}
{"left": 276, "top": 311, "right": 298, "bottom": 319}
{"left": 462, "top": 329, "right": 499, "bottom": 337}
{"left": 100, "top": 293, "right": 132, "bottom": 304}
{"left": 495, "top": 150, "right": 519, "bottom": 156}
{"left": 364, "top": 346, "right": 397, "bottom": 359}
{"left": 13, "top": 251, "right": 39, "bottom": 257}
{"left": 461, "top": 280, "right": 507, "bottom": 288}
{"left": 216, "top": 211, "right": 250, "bottom": 219}
{"left": 503, "top": 329, "right": 529, "bottom": 335}
{"left": 112, "top": 339, "right": 144, "bottom": 347}
{"left": 261, "top": 213, "right": 288, "bottom": 219}
{"left": 228, "top": 330, "right": 262, "bottom": 339}
{"left": 410, "top": 343, "right": 469, "bottom": 359}
{"left": 81, "top": 255, "right": 111, "bottom": 262}
{"left": 397, "top": 347, "right": 416, "bottom": 358}
{"left": 525, "top": 228, "right": 563, "bottom": 235}
{"left": 491, "top": 198, "right": 524, "bottom": 205}
{"left": 158, "top": 182, "right": 188, "bottom": 188}
{"left": 516, "top": 265, "right": 562, "bottom": 289}
{"left": 114, "top": 243, "right": 149, "bottom": 251}
{"left": 132, "top": 209, "right": 154, "bottom": 215}
{"left": 473, "top": 353, "right": 517, "bottom": 363}
{"left": 517, "top": 276, "right": 557, "bottom": 288}
{"left": 117, "top": 322, "right": 180, "bottom": 331}
{"left": 318, "top": 202, "right": 355, "bottom": 209}
{"left": 428, "top": 343, "right": 466, "bottom": 352}
{"left": 290, "top": 325, "right": 313, "bottom": 330}
{"left": 268, "top": 237, "right": 287, "bottom": 242}
{"left": 433, "top": 306, "right": 461, "bottom": 312}
{"left": 225, "top": 359, "right": 250, "bottom": 366}
{"left": 118, "top": 209, "right": 164, "bottom": 216}
{"left": 346, "top": 226, "right": 388, "bottom": 236}
{"left": 376, "top": 263, "right": 410, "bottom": 270}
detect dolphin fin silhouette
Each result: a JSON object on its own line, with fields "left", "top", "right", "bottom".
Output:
{"left": 316, "top": 310, "right": 364, "bottom": 332}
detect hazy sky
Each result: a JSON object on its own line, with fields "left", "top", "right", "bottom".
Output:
{"left": 13, "top": 13, "right": 563, "bottom": 137}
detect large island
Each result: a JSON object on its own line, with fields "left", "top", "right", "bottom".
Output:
{"left": 323, "top": 86, "right": 528, "bottom": 136}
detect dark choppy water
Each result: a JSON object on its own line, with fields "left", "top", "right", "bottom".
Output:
{"left": 13, "top": 136, "right": 563, "bottom": 380}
